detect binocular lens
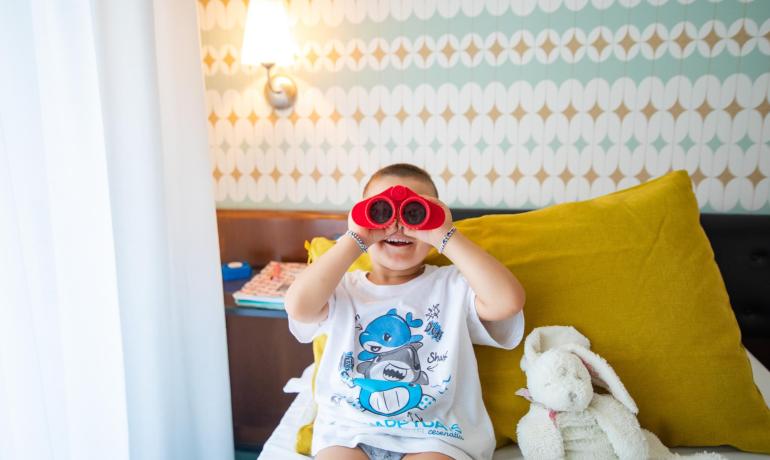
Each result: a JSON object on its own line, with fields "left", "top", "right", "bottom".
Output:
{"left": 401, "top": 201, "right": 427, "bottom": 226}
{"left": 368, "top": 199, "right": 394, "bottom": 224}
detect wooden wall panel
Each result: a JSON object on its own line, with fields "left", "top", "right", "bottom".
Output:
{"left": 217, "top": 210, "right": 347, "bottom": 266}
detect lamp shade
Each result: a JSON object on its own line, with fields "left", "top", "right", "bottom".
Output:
{"left": 241, "top": 0, "right": 297, "bottom": 66}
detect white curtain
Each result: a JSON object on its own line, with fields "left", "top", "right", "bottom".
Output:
{"left": 0, "top": 0, "right": 234, "bottom": 459}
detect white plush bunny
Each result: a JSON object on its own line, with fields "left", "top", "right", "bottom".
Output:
{"left": 515, "top": 326, "right": 725, "bottom": 460}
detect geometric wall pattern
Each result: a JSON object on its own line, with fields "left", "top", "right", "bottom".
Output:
{"left": 203, "top": 20, "right": 770, "bottom": 73}
{"left": 198, "top": 0, "right": 770, "bottom": 213}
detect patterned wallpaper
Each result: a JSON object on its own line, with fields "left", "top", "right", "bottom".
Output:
{"left": 198, "top": 0, "right": 770, "bottom": 213}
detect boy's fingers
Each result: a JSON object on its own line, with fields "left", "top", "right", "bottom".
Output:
{"left": 420, "top": 195, "right": 451, "bottom": 214}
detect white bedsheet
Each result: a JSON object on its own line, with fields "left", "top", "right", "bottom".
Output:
{"left": 256, "top": 352, "right": 770, "bottom": 460}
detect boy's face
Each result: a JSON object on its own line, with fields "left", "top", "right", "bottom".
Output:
{"left": 363, "top": 175, "right": 436, "bottom": 272}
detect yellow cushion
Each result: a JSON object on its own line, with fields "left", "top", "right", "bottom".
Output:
{"left": 304, "top": 238, "right": 371, "bottom": 271}
{"left": 297, "top": 170, "right": 770, "bottom": 453}
{"left": 295, "top": 334, "right": 326, "bottom": 456}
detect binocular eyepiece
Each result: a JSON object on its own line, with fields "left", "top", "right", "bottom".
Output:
{"left": 351, "top": 185, "right": 445, "bottom": 230}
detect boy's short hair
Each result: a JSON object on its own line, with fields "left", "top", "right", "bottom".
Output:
{"left": 364, "top": 163, "right": 439, "bottom": 197}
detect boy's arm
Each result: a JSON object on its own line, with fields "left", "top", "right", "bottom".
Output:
{"left": 284, "top": 214, "right": 396, "bottom": 323}
{"left": 403, "top": 199, "right": 525, "bottom": 322}
{"left": 440, "top": 230, "right": 526, "bottom": 321}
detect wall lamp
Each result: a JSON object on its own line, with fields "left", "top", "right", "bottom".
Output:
{"left": 241, "top": 0, "right": 298, "bottom": 110}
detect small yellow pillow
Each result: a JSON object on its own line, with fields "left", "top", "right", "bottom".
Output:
{"left": 295, "top": 241, "right": 367, "bottom": 455}
{"left": 298, "top": 171, "right": 770, "bottom": 453}
{"left": 295, "top": 334, "right": 326, "bottom": 456}
{"left": 304, "top": 238, "right": 371, "bottom": 271}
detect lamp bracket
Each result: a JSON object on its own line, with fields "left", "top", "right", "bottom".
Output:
{"left": 262, "top": 63, "right": 297, "bottom": 110}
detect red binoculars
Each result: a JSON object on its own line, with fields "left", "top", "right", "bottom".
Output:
{"left": 351, "top": 185, "right": 445, "bottom": 230}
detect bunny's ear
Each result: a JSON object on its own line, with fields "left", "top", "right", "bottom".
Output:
{"left": 565, "top": 344, "right": 638, "bottom": 414}
{"left": 520, "top": 326, "right": 591, "bottom": 372}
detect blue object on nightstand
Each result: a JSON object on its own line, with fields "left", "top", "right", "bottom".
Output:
{"left": 222, "top": 261, "right": 252, "bottom": 281}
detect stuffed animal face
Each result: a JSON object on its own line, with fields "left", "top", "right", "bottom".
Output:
{"left": 527, "top": 349, "right": 594, "bottom": 412}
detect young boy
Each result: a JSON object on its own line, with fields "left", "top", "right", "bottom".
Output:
{"left": 285, "top": 164, "right": 526, "bottom": 460}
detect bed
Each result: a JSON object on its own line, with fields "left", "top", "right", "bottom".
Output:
{"left": 218, "top": 192, "right": 770, "bottom": 459}
{"left": 258, "top": 353, "right": 770, "bottom": 460}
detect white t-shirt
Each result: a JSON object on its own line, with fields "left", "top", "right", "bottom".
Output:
{"left": 289, "top": 265, "right": 525, "bottom": 460}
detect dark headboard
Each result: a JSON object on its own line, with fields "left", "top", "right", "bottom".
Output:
{"left": 216, "top": 209, "right": 770, "bottom": 365}
{"left": 698, "top": 214, "right": 770, "bottom": 338}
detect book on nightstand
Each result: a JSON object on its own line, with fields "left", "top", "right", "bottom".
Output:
{"left": 232, "top": 261, "right": 307, "bottom": 309}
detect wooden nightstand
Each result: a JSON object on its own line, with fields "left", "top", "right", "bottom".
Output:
{"left": 225, "top": 307, "right": 312, "bottom": 449}
{"left": 216, "top": 210, "right": 348, "bottom": 450}
{"left": 223, "top": 278, "right": 313, "bottom": 449}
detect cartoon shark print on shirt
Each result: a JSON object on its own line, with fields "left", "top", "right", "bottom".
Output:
{"left": 344, "top": 308, "right": 436, "bottom": 416}
{"left": 358, "top": 308, "right": 423, "bottom": 361}
{"left": 357, "top": 344, "right": 428, "bottom": 384}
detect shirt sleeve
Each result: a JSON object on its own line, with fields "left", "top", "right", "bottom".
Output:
{"left": 467, "top": 300, "right": 525, "bottom": 349}
{"left": 287, "top": 290, "right": 336, "bottom": 344}
{"left": 454, "top": 267, "right": 525, "bottom": 349}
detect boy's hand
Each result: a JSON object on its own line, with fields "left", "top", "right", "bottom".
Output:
{"left": 401, "top": 196, "right": 454, "bottom": 249}
{"left": 347, "top": 211, "right": 398, "bottom": 247}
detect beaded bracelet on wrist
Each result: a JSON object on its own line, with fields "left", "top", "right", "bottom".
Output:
{"left": 438, "top": 226, "right": 458, "bottom": 254}
{"left": 346, "top": 230, "right": 368, "bottom": 253}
